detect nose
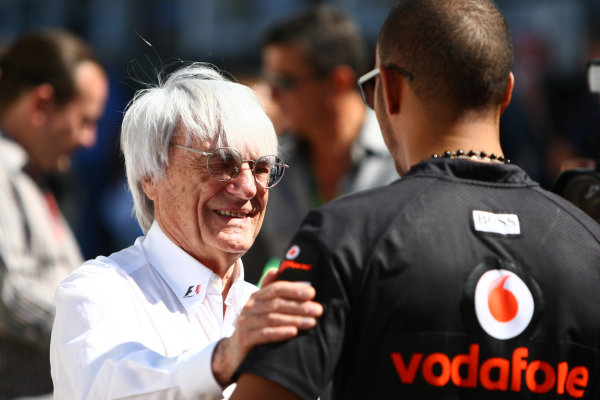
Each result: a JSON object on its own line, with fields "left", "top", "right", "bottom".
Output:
{"left": 227, "top": 163, "right": 258, "bottom": 199}
{"left": 79, "top": 123, "right": 98, "bottom": 148}
{"left": 269, "top": 85, "right": 282, "bottom": 102}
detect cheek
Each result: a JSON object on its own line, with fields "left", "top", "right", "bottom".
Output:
{"left": 253, "top": 192, "right": 269, "bottom": 229}
{"left": 51, "top": 110, "right": 81, "bottom": 145}
{"left": 161, "top": 176, "right": 202, "bottom": 215}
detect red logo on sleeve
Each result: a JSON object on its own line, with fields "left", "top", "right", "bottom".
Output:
{"left": 278, "top": 260, "right": 312, "bottom": 273}
{"left": 285, "top": 244, "right": 301, "bottom": 260}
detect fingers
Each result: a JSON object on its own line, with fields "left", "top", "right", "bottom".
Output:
{"left": 213, "top": 281, "right": 324, "bottom": 387}
{"left": 240, "top": 324, "right": 300, "bottom": 345}
{"left": 227, "top": 280, "right": 324, "bottom": 362}
{"left": 259, "top": 268, "right": 279, "bottom": 287}
{"left": 232, "top": 282, "right": 323, "bottom": 348}
{"left": 246, "top": 294, "right": 322, "bottom": 315}
{"left": 252, "top": 280, "right": 318, "bottom": 303}
{"left": 244, "top": 281, "right": 324, "bottom": 331}
{"left": 237, "top": 307, "right": 319, "bottom": 332}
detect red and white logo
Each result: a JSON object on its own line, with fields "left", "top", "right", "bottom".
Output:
{"left": 474, "top": 269, "right": 534, "bottom": 340}
{"left": 285, "top": 244, "right": 301, "bottom": 260}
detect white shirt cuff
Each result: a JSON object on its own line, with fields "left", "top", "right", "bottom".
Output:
{"left": 176, "top": 340, "right": 223, "bottom": 400}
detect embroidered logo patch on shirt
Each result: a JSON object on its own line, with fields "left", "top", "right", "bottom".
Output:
{"left": 285, "top": 244, "right": 301, "bottom": 260}
{"left": 183, "top": 284, "right": 201, "bottom": 298}
{"left": 473, "top": 268, "right": 534, "bottom": 340}
{"left": 472, "top": 210, "right": 520, "bottom": 235}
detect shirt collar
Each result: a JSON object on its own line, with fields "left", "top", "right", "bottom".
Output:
{"left": 142, "top": 221, "right": 247, "bottom": 315}
{"left": 350, "top": 109, "right": 390, "bottom": 162}
{"left": 407, "top": 157, "right": 535, "bottom": 185}
{"left": 0, "top": 133, "right": 29, "bottom": 174}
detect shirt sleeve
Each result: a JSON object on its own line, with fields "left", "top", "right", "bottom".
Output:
{"left": 50, "top": 264, "right": 224, "bottom": 400}
{"left": 234, "top": 233, "right": 350, "bottom": 400}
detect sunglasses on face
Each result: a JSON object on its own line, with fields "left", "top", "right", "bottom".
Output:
{"left": 357, "top": 63, "right": 414, "bottom": 110}
{"left": 172, "top": 145, "right": 289, "bottom": 189}
{"left": 263, "top": 72, "right": 324, "bottom": 93}
{"left": 265, "top": 74, "right": 297, "bottom": 92}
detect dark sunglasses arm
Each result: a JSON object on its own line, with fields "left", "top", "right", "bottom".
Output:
{"left": 383, "top": 63, "right": 414, "bottom": 81}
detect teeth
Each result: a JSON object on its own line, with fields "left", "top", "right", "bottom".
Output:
{"left": 217, "top": 210, "right": 245, "bottom": 218}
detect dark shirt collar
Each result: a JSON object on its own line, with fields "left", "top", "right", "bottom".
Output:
{"left": 406, "top": 158, "right": 536, "bottom": 186}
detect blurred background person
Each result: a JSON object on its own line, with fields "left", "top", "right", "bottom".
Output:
{"left": 0, "top": 29, "right": 108, "bottom": 398}
{"left": 243, "top": 5, "right": 399, "bottom": 283}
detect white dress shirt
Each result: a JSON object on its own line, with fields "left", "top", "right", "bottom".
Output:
{"left": 50, "top": 221, "right": 257, "bottom": 399}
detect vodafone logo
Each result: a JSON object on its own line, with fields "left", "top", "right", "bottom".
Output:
{"left": 285, "top": 244, "right": 300, "bottom": 260}
{"left": 474, "top": 269, "right": 534, "bottom": 340}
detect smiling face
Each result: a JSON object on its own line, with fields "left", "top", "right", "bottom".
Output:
{"left": 143, "top": 137, "right": 269, "bottom": 272}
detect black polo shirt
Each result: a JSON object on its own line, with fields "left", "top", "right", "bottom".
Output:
{"left": 236, "top": 159, "right": 600, "bottom": 399}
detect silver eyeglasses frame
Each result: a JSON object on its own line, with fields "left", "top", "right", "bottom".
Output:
{"left": 172, "top": 144, "right": 288, "bottom": 189}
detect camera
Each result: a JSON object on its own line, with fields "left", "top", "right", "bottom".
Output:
{"left": 552, "top": 165, "right": 600, "bottom": 222}
{"left": 551, "top": 59, "right": 600, "bottom": 223}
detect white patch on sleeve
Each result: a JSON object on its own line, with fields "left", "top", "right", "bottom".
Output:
{"left": 472, "top": 210, "right": 520, "bottom": 235}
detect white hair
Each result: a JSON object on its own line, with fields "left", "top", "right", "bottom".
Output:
{"left": 120, "top": 62, "right": 277, "bottom": 233}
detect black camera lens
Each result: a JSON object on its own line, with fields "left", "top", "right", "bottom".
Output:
{"left": 553, "top": 169, "right": 600, "bottom": 223}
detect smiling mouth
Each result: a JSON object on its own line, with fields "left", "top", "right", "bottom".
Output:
{"left": 216, "top": 210, "right": 247, "bottom": 218}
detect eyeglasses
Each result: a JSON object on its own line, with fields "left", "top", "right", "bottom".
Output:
{"left": 357, "top": 63, "right": 414, "bottom": 110}
{"left": 172, "top": 145, "right": 288, "bottom": 189}
{"left": 263, "top": 72, "right": 322, "bottom": 92}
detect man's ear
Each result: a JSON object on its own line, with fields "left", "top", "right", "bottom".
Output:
{"left": 500, "top": 72, "right": 514, "bottom": 115}
{"left": 30, "top": 84, "right": 55, "bottom": 127}
{"left": 141, "top": 176, "right": 157, "bottom": 201}
{"left": 330, "top": 65, "right": 356, "bottom": 93}
{"left": 379, "top": 65, "right": 402, "bottom": 114}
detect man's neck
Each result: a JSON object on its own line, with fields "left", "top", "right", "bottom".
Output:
{"left": 404, "top": 106, "right": 504, "bottom": 171}
{"left": 306, "top": 94, "right": 366, "bottom": 202}
{"left": 220, "top": 261, "right": 239, "bottom": 306}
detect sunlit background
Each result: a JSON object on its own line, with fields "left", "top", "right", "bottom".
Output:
{"left": 1, "top": 0, "right": 599, "bottom": 259}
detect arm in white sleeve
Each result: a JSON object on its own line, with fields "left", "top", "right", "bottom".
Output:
{"left": 50, "top": 263, "right": 224, "bottom": 400}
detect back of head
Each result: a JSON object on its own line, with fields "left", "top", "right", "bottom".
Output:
{"left": 0, "top": 29, "right": 101, "bottom": 110}
{"left": 378, "top": 0, "right": 513, "bottom": 115}
{"left": 262, "top": 4, "right": 369, "bottom": 77}
{"left": 121, "top": 63, "right": 277, "bottom": 233}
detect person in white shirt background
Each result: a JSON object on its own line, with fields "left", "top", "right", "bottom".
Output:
{"left": 49, "top": 62, "right": 323, "bottom": 400}
{"left": 0, "top": 29, "right": 109, "bottom": 399}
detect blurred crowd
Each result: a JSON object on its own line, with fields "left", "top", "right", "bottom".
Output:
{"left": 0, "top": 0, "right": 599, "bottom": 262}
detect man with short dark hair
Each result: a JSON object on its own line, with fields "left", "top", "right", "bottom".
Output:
{"left": 244, "top": 5, "right": 398, "bottom": 283}
{"left": 231, "top": 0, "right": 600, "bottom": 398}
{"left": 0, "top": 29, "right": 108, "bottom": 398}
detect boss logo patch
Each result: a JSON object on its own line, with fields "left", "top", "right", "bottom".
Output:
{"left": 472, "top": 210, "right": 520, "bottom": 235}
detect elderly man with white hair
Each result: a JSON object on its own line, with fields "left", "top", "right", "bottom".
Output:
{"left": 50, "top": 63, "right": 322, "bottom": 400}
